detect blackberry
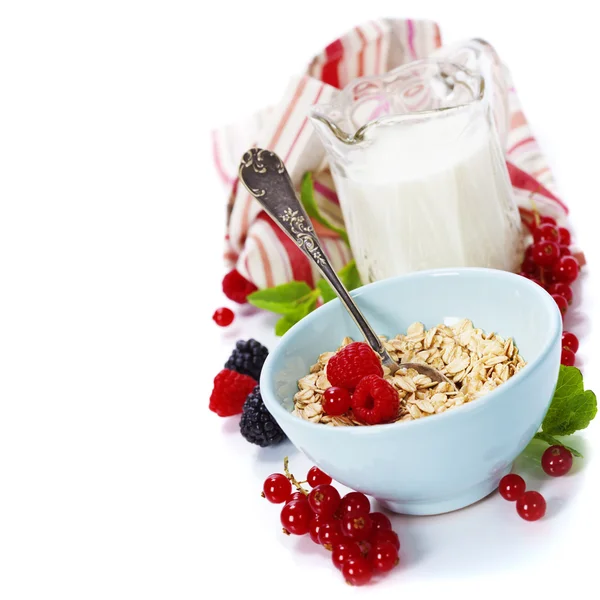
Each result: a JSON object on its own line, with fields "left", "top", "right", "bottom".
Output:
{"left": 240, "top": 386, "right": 286, "bottom": 447}
{"left": 225, "top": 339, "right": 269, "bottom": 381}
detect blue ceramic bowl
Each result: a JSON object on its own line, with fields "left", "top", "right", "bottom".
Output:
{"left": 260, "top": 268, "right": 562, "bottom": 515}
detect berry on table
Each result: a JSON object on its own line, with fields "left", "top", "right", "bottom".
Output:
{"left": 533, "top": 223, "right": 560, "bottom": 243}
{"left": 548, "top": 282, "right": 573, "bottom": 304}
{"left": 370, "top": 529, "right": 400, "bottom": 551}
{"left": 516, "top": 491, "right": 546, "bottom": 521}
{"left": 209, "top": 369, "right": 257, "bottom": 417}
{"left": 342, "top": 556, "right": 373, "bottom": 586}
{"left": 323, "top": 386, "right": 352, "bottom": 416}
{"left": 369, "top": 540, "right": 399, "bottom": 573}
{"left": 326, "top": 342, "right": 383, "bottom": 389}
{"left": 541, "top": 445, "right": 573, "bottom": 477}
{"left": 225, "top": 339, "right": 269, "bottom": 380}
{"left": 280, "top": 499, "right": 312, "bottom": 535}
{"left": 351, "top": 375, "right": 400, "bottom": 425}
{"left": 318, "top": 519, "right": 344, "bottom": 550}
{"left": 342, "top": 513, "right": 373, "bottom": 541}
{"left": 263, "top": 473, "right": 292, "bottom": 504}
{"left": 369, "top": 512, "right": 392, "bottom": 532}
{"left": 308, "top": 484, "right": 341, "bottom": 518}
{"left": 560, "top": 346, "right": 576, "bottom": 366}
{"left": 332, "top": 541, "right": 362, "bottom": 570}
{"left": 212, "top": 307, "right": 234, "bottom": 327}
{"left": 532, "top": 240, "right": 560, "bottom": 268}
{"left": 339, "top": 492, "right": 371, "bottom": 519}
{"left": 240, "top": 386, "right": 286, "bottom": 447}
{"left": 552, "top": 255, "right": 579, "bottom": 284}
{"left": 551, "top": 294, "right": 568, "bottom": 317}
{"left": 307, "top": 466, "right": 332, "bottom": 488}
{"left": 222, "top": 268, "right": 258, "bottom": 303}
{"left": 558, "top": 227, "right": 571, "bottom": 246}
{"left": 498, "top": 473, "right": 526, "bottom": 501}
{"left": 562, "top": 331, "right": 579, "bottom": 353}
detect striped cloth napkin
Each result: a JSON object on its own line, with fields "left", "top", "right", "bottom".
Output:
{"left": 212, "top": 18, "right": 580, "bottom": 291}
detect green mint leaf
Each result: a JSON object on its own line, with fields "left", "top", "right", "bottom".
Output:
{"left": 338, "top": 259, "right": 362, "bottom": 291}
{"left": 542, "top": 365, "right": 597, "bottom": 436}
{"left": 274, "top": 291, "right": 319, "bottom": 336}
{"left": 533, "top": 432, "right": 583, "bottom": 458}
{"left": 247, "top": 281, "right": 314, "bottom": 315}
{"left": 317, "top": 279, "right": 336, "bottom": 303}
{"left": 300, "top": 172, "right": 350, "bottom": 246}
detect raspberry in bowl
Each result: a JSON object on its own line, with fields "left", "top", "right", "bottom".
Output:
{"left": 259, "top": 268, "right": 562, "bottom": 515}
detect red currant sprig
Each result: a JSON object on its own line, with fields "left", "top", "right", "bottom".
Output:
{"left": 262, "top": 458, "right": 401, "bottom": 586}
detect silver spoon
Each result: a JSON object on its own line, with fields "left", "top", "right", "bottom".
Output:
{"left": 238, "top": 148, "right": 454, "bottom": 385}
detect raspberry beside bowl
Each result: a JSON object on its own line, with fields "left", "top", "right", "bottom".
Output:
{"left": 259, "top": 268, "right": 562, "bottom": 515}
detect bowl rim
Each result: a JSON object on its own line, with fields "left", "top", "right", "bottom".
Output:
{"left": 260, "top": 267, "right": 562, "bottom": 435}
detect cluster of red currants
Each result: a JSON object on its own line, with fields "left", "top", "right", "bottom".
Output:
{"left": 519, "top": 217, "right": 579, "bottom": 315}
{"left": 498, "top": 444, "right": 573, "bottom": 521}
{"left": 263, "top": 461, "right": 400, "bottom": 586}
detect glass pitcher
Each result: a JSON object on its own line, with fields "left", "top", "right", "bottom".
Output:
{"left": 309, "top": 57, "right": 523, "bottom": 284}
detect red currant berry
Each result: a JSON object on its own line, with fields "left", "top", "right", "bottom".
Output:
{"left": 520, "top": 256, "right": 538, "bottom": 274}
{"left": 332, "top": 541, "right": 362, "bottom": 570}
{"left": 498, "top": 473, "right": 526, "bottom": 501}
{"left": 547, "top": 282, "right": 573, "bottom": 304}
{"left": 309, "top": 515, "right": 323, "bottom": 544}
{"left": 559, "top": 245, "right": 571, "bottom": 257}
{"left": 212, "top": 307, "right": 234, "bottom": 327}
{"left": 280, "top": 499, "right": 312, "bottom": 535}
{"left": 552, "top": 294, "right": 568, "bottom": 317}
{"left": 552, "top": 256, "right": 579, "bottom": 284}
{"left": 533, "top": 223, "right": 559, "bottom": 243}
{"left": 560, "top": 346, "right": 576, "bottom": 367}
{"left": 370, "top": 529, "right": 400, "bottom": 551}
{"left": 539, "top": 215, "right": 557, "bottom": 226}
{"left": 318, "top": 519, "right": 344, "bottom": 550}
{"left": 541, "top": 445, "right": 573, "bottom": 477}
{"left": 369, "top": 512, "right": 392, "bottom": 532}
{"left": 516, "top": 491, "right": 546, "bottom": 521}
{"left": 339, "top": 492, "right": 371, "bottom": 519}
{"left": 369, "top": 540, "right": 399, "bottom": 573}
{"left": 323, "top": 386, "right": 352, "bottom": 416}
{"left": 558, "top": 227, "right": 571, "bottom": 246}
{"left": 306, "top": 466, "right": 332, "bottom": 488}
{"left": 308, "top": 484, "right": 341, "bottom": 518}
{"left": 357, "top": 540, "right": 371, "bottom": 556}
{"left": 286, "top": 491, "right": 307, "bottom": 504}
{"left": 562, "top": 331, "right": 579, "bottom": 353}
{"left": 342, "top": 513, "right": 373, "bottom": 541}
{"left": 263, "top": 473, "right": 291, "bottom": 504}
{"left": 343, "top": 557, "right": 373, "bottom": 586}
{"left": 532, "top": 241, "right": 560, "bottom": 268}
{"left": 524, "top": 244, "right": 534, "bottom": 259}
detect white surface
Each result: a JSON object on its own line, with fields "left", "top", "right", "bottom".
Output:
{"left": 0, "top": 1, "right": 599, "bottom": 599}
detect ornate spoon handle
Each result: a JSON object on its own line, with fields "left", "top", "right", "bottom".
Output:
{"left": 238, "top": 148, "right": 393, "bottom": 366}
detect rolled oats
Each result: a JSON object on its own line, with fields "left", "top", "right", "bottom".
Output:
{"left": 293, "top": 319, "right": 525, "bottom": 426}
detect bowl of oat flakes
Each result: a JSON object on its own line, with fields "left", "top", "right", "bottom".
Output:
{"left": 260, "top": 268, "right": 562, "bottom": 515}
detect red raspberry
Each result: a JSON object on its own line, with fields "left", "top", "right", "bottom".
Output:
{"left": 326, "top": 342, "right": 383, "bottom": 390}
{"left": 209, "top": 369, "right": 257, "bottom": 417}
{"left": 222, "top": 269, "right": 258, "bottom": 304}
{"left": 351, "top": 375, "right": 399, "bottom": 425}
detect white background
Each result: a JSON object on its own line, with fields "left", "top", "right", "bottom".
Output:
{"left": 1, "top": 1, "right": 599, "bottom": 598}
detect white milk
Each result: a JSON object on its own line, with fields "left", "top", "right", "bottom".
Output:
{"left": 331, "top": 109, "right": 523, "bottom": 284}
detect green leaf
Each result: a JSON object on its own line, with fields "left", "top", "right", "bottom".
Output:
{"left": 533, "top": 432, "right": 583, "bottom": 458}
{"left": 274, "top": 292, "right": 319, "bottom": 336}
{"left": 338, "top": 259, "right": 362, "bottom": 291}
{"left": 542, "top": 365, "right": 597, "bottom": 436}
{"left": 247, "top": 281, "right": 314, "bottom": 315}
{"left": 300, "top": 172, "right": 350, "bottom": 246}
{"left": 317, "top": 279, "right": 336, "bottom": 303}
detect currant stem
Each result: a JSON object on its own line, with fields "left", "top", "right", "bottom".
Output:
{"left": 283, "top": 456, "right": 309, "bottom": 495}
